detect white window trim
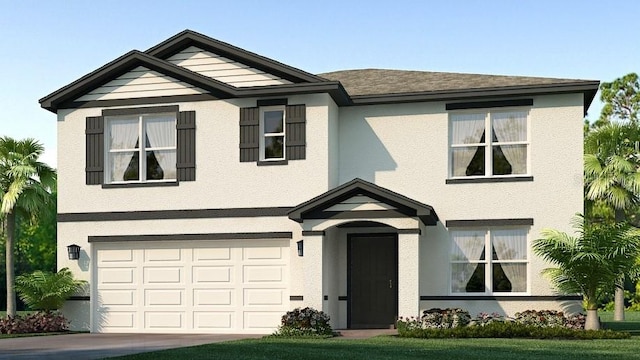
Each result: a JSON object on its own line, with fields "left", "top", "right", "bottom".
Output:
{"left": 259, "top": 106, "right": 286, "bottom": 161}
{"left": 448, "top": 108, "right": 531, "bottom": 179}
{"left": 104, "top": 113, "right": 177, "bottom": 184}
{"left": 449, "top": 227, "right": 530, "bottom": 296}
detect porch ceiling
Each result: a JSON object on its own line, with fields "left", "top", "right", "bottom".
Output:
{"left": 287, "top": 178, "right": 439, "bottom": 226}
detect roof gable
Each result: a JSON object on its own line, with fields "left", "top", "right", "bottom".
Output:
{"left": 166, "top": 45, "right": 293, "bottom": 87}
{"left": 146, "top": 30, "right": 326, "bottom": 84}
{"left": 39, "top": 50, "right": 238, "bottom": 112}
{"left": 288, "top": 178, "right": 439, "bottom": 226}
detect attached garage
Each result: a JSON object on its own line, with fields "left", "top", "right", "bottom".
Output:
{"left": 92, "top": 239, "right": 290, "bottom": 333}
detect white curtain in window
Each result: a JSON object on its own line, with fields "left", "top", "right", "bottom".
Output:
{"left": 109, "top": 118, "right": 139, "bottom": 181}
{"left": 451, "top": 231, "right": 485, "bottom": 291}
{"left": 492, "top": 229, "right": 527, "bottom": 292}
{"left": 145, "top": 116, "right": 176, "bottom": 180}
{"left": 492, "top": 112, "right": 527, "bottom": 174}
{"left": 451, "top": 114, "right": 485, "bottom": 176}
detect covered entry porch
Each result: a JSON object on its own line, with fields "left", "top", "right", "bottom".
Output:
{"left": 288, "top": 178, "right": 439, "bottom": 329}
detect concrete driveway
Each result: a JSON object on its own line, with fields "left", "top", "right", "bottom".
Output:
{"left": 0, "top": 333, "right": 261, "bottom": 360}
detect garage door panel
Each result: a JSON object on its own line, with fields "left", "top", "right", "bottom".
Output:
{"left": 192, "top": 266, "right": 232, "bottom": 283}
{"left": 193, "top": 247, "right": 231, "bottom": 261}
{"left": 243, "top": 246, "right": 282, "bottom": 260}
{"left": 244, "top": 288, "right": 284, "bottom": 306}
{"left": 100, "top": 290, "right": 135, "bottom": 306}
{"left": 193, "top": 312, "right": 233, "bottom": 329}
{"left": 145, "top": 248, "right": 182, "bottom": 262}
{"left": 98, "top": 249, "right": 133, "bottom": 263}
{"left": 244, "top": 265, "right": 283, "bottom": 283}
{"left": 95, "top": 240, "right": 289, "bottom": 333}
{"left": 99, "top": 268, "right": 135, "bottom": 285}
{"left": 193, "top": 289, "right": 233, "bottom": 306}
{"left": 101, "top": 311, "right": 136, "bottom": 329}
{"left": 145, "top": 312, "right": 184, "bottom": 328}
{"left": 244, "top": 312, "right": 283, "bottom": 329}
{"left": 145, "top": 289, "right": 183, "bottom": 306}
{"left": 144, "top": 267, "right": 183, "bottom": 284}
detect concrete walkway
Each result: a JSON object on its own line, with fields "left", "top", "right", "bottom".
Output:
{"left": 0, "top": 329, "right": 396, "bottom": 359}
{"left": 0, "top": 333, "right": 262, "bottom": 360}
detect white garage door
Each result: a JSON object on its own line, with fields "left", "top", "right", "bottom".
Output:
{"left": 93, "top": 239, "right": 289, "bottom": 333}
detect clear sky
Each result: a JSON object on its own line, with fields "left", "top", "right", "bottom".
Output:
{"left": 1, "top": 0, "right": 638, "bottom": 167}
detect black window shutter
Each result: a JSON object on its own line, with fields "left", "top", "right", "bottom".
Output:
{"left": 239, "top": 107, "right": 259, "bottom": 162}
{"left": 286, "top": 105, "right": 306, "bottom": 160}
{"left": 85, "top": 116, "right": 104, "bottom": 185}
{"left": 177, "top": 111, "right": 196, "bottom": 181}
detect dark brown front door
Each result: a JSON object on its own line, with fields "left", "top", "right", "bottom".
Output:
{"left": 348, "top": 233, "right": 398, "bottom": 329}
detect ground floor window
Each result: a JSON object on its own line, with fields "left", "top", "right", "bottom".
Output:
{"left": 450, "top": 228, "right": 528, "bottom": 294}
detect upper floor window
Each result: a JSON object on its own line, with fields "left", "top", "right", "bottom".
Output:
{"left": 105, "top": 113, "right": 176, "bottom": 183}
{"left": 260, "top": 106, "right": 285, "bottom": 161}
{"left": 449, "top": 110, "right": 529, "bottom": 178}
{"left": 450, "top": 228, "right": 528, "bottom": 294}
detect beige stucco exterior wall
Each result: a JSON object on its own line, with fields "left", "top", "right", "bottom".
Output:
{"left": 57, "top": 90, "right": 585, "bottom": 329}
{"left": 336, "top": 93, "right": 584, "bottom": 317}
{"left": 56, "top": 93, "right": 337, "bottom": 214}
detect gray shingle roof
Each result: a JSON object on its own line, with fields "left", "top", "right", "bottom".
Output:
{"left": 318, "top": 69, "right": 596, "bottom": 97}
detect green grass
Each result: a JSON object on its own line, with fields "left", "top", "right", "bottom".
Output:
{"left": 110, "top": 311, "right": 640, "bottom": 360}
{"left": 109, "top": 336, "right": 640, "bottom": 360}
{"left": 601, "top": 311, "right": 640, "bottom": 335}
{"left": 0, "top": 311, "right": 33, "bottom": 318}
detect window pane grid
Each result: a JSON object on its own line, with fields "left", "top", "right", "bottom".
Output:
{"left": 449, "top": 110, "right": 528, "bottom": 177}
{"left": 260, "top": 106, "right": 286, "bottom": 161}
{"left": 105, "top": 113, "right": 176, "bottom": 183}
{"left": 450, "top": 228, "right": 528, "bottom": 295}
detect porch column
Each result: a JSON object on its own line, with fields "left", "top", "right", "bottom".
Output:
{"left": 397, "top": 232, "right": 420, "bottom": 317}
{"left": 303, "top": 234, "right": 324, "bottom": 310}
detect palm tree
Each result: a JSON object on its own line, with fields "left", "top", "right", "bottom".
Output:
{"left": 15, "top": 268, "right": 86, "bottom": 312}
{"left": 0, "top": 137, "right": 56, "bottom": 317}
{"left": 533, "top": 216, "right": 640, "bottom": 330}
{"left": 584, "top": 122, "right": 640, "bottom": 320}
{"left": 584, "top": 122, "right": 640, "bottom": 222}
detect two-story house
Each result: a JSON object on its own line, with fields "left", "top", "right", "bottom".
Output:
{"left": 40, "top": 30, "right": 598, "bottom": 334}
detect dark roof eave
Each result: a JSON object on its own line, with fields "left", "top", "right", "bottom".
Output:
{"left": 346, "top": 81, "right": 600, "bottom": 115}
{"left": 235, "top": 82, "right": 351, "bottom": 106}
{"left": 146, "top": 29, "right": 327, "bottom": 84}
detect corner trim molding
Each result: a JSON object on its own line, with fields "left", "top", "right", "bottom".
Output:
{"left": 58, "top": 206, "right": 294, "bottom": 222}
{"left": 446, "top": 218, "right": 534, "bottom": 227}
{"left": 446, "top": 176, "right": 534, "bottom": 184}
{"left": 420, "top": 295, "right": 581, "bottom": 301}
{"left": 88, "top": 232, "right": 293, "bottom": 243}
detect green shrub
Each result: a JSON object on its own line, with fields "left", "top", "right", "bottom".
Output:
{"left": 0, "top": 312, "right": 68, "bottom": 334}
{"left": 15, "top": 268, "right": 87, "bottom": 312}
{"left": 419, "top": 308, "right": 471, "bottom": 329}
{"left": 272, "top": 307, "right": 333, "bottom": 337}
{"left": 397, "top": 321, "right": 630, "bottom": 339}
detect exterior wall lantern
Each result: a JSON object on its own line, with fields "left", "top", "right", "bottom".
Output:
{"left": 296, "top": 240, "right": 304, "bottom": 257}
{"left": 67, "top": 244, "right": 81, "bottom": 260}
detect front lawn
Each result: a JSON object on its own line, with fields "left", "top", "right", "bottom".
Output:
{"left": 601, "top": 311, "right": 640, "bottom": 335}
{"left": 111, "top": 335, "right": 640, "bottom": 360}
